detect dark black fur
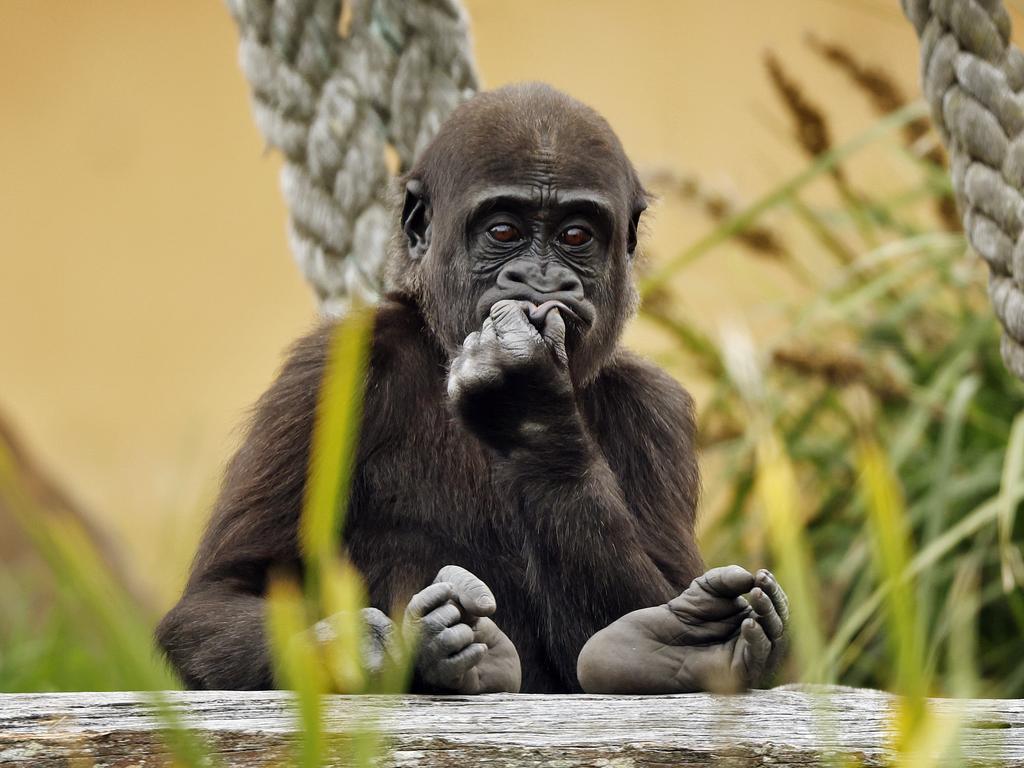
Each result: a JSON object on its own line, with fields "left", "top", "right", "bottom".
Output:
{"left": 157, "top": 83, "right": 704, "bottom": 693}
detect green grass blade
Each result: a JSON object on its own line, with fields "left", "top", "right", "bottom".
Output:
{"left": 756, "top": 430, "right": 828, "bottom": 682}
{"left": 998, "top": 412, "right": 1024, "bottom": 592}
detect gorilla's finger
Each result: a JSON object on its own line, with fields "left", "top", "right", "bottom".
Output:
{"left": 435, "top": 623, "right": 475, "bottom": 654}
{"left": 699, "top": 565, "right": 756, "bottom": 597}
{"left": 756, "top": 569, "right": 790, "bottom": 625}
{"left": 748, "top": 587, "right": 784, "bottom": 642}
{"left": 361, "top": 606, "right": 394, "bottom": 634}
{"left": 359, "top": 607, "right": 394, "bottom": 674}
{"left": 475, "top": 320, "right": 500, "bottom": 363}
{"left": 490, "top": 300, "right": 540, "bottom": 341}
{"left": 405, "top": 582, "right": 455, "bottom": 621}
{"left": 667, "top": 595, "right": 750, "bottom": 627}
{"left": 471, "top": 616, "right": 504, "bottom": 647}
{"left": 446, "top": 372, "right": 464, "bottom": 401}
{"left": 461, "top": 331, "right": 482, "bottom": 351}
{"left": 668, "top": 565, "right": 755, "bottom": 621}
{"left": 436, "top": 565, "right": 497, "bottom": 616}
{"left": 435, "top": 642, "right": 488, "bottom": 679}
{"left": 541, "top": 308, "right": 568, "bottom": 367}
{"left": 419, "top": 602, "right": 463, "bottom": 634}
{"left": 489, "top": 299, "right": 529, "bottom": 322}
{"left": 448, "top": 354, "right": 469, "bottom": 384}
{"left": 737, "top": 617, "right": 771, "bottom": 683}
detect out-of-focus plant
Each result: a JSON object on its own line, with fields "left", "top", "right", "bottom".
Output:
{"left": 643, "top": 43, "right": 1024, "bottom": 699}
{"left": 0, "top": 442, "right": 213, "bottom": 766}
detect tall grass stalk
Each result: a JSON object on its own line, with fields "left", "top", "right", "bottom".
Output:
{"left": 856, "top": 438, "right": 928, "bottom": 744}
{"left": 755, "top": 429, "right": 828, "bottom": 682}
{"left": 997, "top": 413, "right": 1024, "bottom": 592}
{"left": 301, "top": 307, "right": 375, "bottom": 611}
{"left": 267, "top": 577, "right": 328, "bottom": 768}
{"left": 267, "top": 305, "right": 406, "bottom": 766}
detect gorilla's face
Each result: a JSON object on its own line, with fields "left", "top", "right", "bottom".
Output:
{"left": 469, "top": 186, "right": 605, "bottom": 331}
{"left": 395, "top": 84, "right": 646, "bottom": 384}
{"left": 464, "top": 184, "right": 622, "bottom": 362}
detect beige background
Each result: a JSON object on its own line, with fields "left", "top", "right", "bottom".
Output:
{"left": 2, "top": 1, "right": 1014, "bottom": 603}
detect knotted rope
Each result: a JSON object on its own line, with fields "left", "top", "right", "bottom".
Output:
{"left": 226, "top": 0, "right": 478, "bottom": 314}
{"left": 903, "top": 0, "right": 1024, "bottom": 380}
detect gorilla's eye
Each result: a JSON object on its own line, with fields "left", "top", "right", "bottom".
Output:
{"left": 488, "top": 223, "right": 522, "bottom": 243}
{"left": 559, "top": 226, "right": 592, "bottom": 247}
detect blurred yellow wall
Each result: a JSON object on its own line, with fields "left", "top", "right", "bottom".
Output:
{"left": 1, "top": 1, "right": 1012, "bottom": 602}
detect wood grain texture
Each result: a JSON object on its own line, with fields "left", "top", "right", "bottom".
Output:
{"left": 1, "top": 686, "right": 1022, "bottom": 766}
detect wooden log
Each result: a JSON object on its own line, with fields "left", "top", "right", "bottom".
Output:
{"left": 1, "top": 686, "right": 1022, "bottom": 767}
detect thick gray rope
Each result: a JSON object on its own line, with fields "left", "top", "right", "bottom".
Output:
{"left": 226, "top": 0, "right": 478, "bottom": 314}
{"left": 903, "top": 0, "right": 1024, "bottom": 380}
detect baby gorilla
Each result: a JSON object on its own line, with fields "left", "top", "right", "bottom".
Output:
{"left": 157, "top": 83, "right": 788, "bottom": 695}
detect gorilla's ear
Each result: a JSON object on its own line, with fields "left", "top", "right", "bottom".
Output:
{"left": 627, "top": 205, "right": 645, "bottom": 257}
{"left": 402, "top": 179, "right": 432, "bottom": 260}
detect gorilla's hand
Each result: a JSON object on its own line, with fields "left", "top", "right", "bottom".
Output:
{"left": 311, "top": 606, "right": 395, "bottom": 678}
{"left": 404, "top": 565, "right": 522, "bottom": 694}
{"left": 577, "top": 566, "right": 789, "bottom": 694}
{"left": 448, "top": 299, "right": 575, "bottom": 451}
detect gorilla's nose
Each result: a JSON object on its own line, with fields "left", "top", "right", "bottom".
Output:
{"left": 496, "top": 258, "right": 584, "bottom": 297}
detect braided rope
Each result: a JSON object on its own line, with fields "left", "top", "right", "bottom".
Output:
{"left": 903, "top": 0, "right": 1024, "bottom": 379}
{"left": 226, "top": 0, "right": 478, "bottom": 314}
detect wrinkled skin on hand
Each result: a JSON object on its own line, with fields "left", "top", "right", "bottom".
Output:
{"left": 403, "top": 565, "right": 522, "bottom": 694}
{"left": 447, "top": 299, "right": 574, "bottom": 452}
{"left": 312, "top": 606, "right": 396, "bottom": 679}
{"left": 577, "top": 565, "right": 789, "bottom": 694}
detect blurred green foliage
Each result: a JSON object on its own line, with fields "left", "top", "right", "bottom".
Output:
{"left": 642, "top": 74, "right": 1024, "bottom": 698}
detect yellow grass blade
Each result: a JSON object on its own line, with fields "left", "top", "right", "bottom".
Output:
{"left": 266, "top": 577, "right": 326, "bottom": 768}
{"left": 301, "top": 307, "right": 376, "bottom": 601}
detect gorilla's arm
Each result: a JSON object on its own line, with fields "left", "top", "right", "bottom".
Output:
{"left": 576, "top": 361, "right": 790, "bottom": 692}
{"left": 450, "top": 301, "right": 789, "bottom": 692}
{"left": 448, "top": 301, "right": 686, "bottom": 686}
{"left": 158, "top": 317, "right": 520, "bottom": 693}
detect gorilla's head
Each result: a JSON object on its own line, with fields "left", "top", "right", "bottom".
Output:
{"left": 390, "top": 82, "right": 647, "bottom": 384}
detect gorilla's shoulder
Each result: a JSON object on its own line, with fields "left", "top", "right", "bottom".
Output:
{"left": 367, "top": 296, "right": 440, "bottom": 378}
{"left": 594, "top": 350, "right": 695, "bottom": 414}
{"left": 369, "top": 293, "right": 430, "bottom": 344}
{"left": 586, "top": 350, "right": 697, "bottom": 447}
{"left": 276, "top": 298, "right": 438, "bottom": 451}
{"left": 273, "top": 297, "right": 431, "bottom": 395}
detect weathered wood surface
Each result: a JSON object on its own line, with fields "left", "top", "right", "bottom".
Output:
{"left": 1, "top": 686, "right": 1022, "bottom": 767}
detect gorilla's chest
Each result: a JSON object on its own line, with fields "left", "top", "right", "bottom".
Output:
{"left": 348, "top": 397, "right": 573, "bottom": 687}
{"left": 355, "top": 399, "right": 525, "bottom": 561}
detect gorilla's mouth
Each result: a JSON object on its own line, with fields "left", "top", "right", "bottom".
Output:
{"left": 528, "top": 300, "right": 575, "bottom": 329}
{"left": 478, "top": 295, "right": 594, "bottom": 331}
